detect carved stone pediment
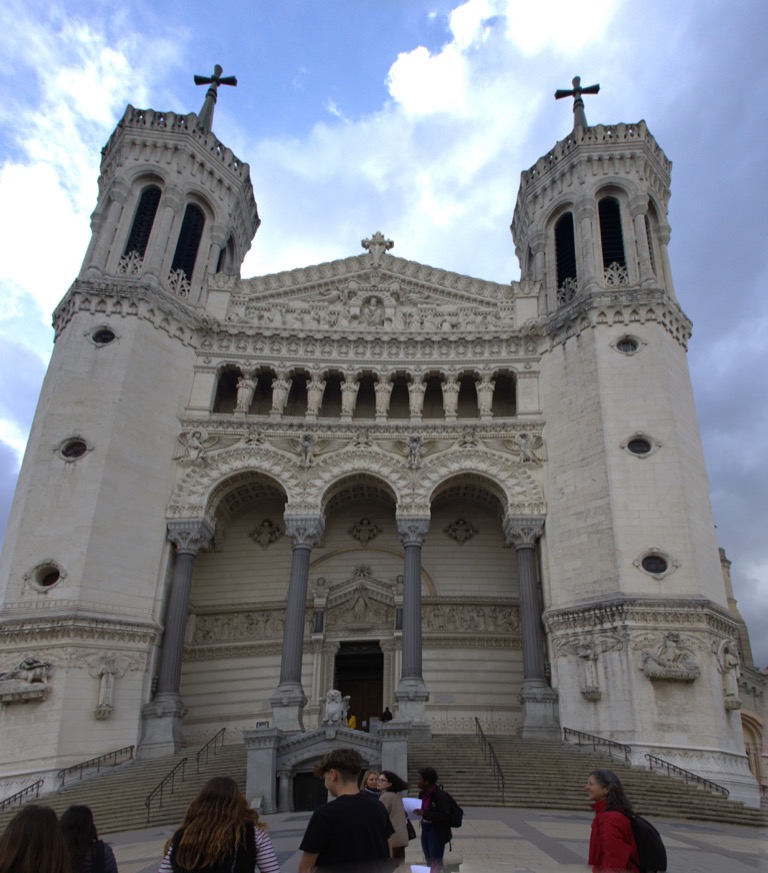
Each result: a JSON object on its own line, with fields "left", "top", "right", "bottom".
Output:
{"left": 217, "top": 250, "right": 520, "bottom": 331}
{"left": 324, "top": 566, "right": 395, "bottom": 630}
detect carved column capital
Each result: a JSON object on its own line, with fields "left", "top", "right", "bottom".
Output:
{"left": 284, "top": 515, "right": 325, "bottom": 548}
{"left": 161, "top": 185, "right": 185, "bottom": 214}
{"left": 503, "top": 515, "right": 545, "bottom": 548}
{"left": 166, "top": 519, "right": 214, "bottom": 555}
{"left": 657, "top": 223, "right": 671, "bottom": 245}
{"left": 110, "top": 179, "right": 133, "bottom": 205}
{"left": 628, "top": 195, "right": 648, "bottom": 219}
{"left": 396, "top": 516, "right": 430, "bottom": 547}
{"left": 574, "top": 200, "right": 596, "bottom": 223}
{"left": 529, "top": 229, "right": 547, "bottom": 254}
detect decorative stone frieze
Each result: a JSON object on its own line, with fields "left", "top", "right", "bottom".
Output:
{"left": 637, "top": 632, "right": 701, "bottom": 681}
{"left": 0, "top": 656, "right": 52, "bottom": 706}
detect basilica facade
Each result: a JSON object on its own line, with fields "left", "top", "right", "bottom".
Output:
{"left": 0, "top": 79, "right": 762, "bottom": 806}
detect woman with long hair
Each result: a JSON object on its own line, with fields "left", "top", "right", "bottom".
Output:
{"left": 359, "top": 769, "right": 381, "bottom": 798}
{"left": 377, "top": 770, "right": 410, "bottom": 867}
{"left": 60, "top": 805, "right": 118, "bottom": 872}
{"left": 158, "top": 777, "right": 280, "bottom": 873}
{"left": 0, "top": 804, "right": 71, "bottom": 873}
{"left": 585, "top": 769, "right": 639, "bottom": 872}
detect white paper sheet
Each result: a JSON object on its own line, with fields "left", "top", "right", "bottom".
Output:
{"left": 402, "top": 797, "right": 422, "bottom": 821}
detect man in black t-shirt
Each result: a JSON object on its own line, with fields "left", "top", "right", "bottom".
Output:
{"left": 298, "top": 748, "right": 394, "bottom": 873}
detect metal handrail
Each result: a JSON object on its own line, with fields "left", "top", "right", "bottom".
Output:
{"left": 196, "top": 727, "right": 226, "bottom": 773}
{"left": 475, "top": 718, "right": 506, "bottom": 805}
{"left": 644, "top": 754, "right": 729, "bottom": 798}
{"left": 145, "top": 757, "right": 187, "bottom": 823}
{"left": 0, "top": 780, "right": 44, "bottom": 811}
{"left": 57, "top": 745, "right": 135, "bottom": 789}
{"left": 562, "top": 727, "right": 632, "bottom": 763}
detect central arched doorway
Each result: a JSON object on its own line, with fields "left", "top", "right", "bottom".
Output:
{"left": 334, "top": 640, "right": 384, "bottom": 732}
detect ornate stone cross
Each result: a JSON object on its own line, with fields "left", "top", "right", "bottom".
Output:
{"left": 194, "top": 64, "right": 238, "bottom": 133}
{"left": 554, "top": 76, "right": 600, "bottom": 129}
{"left": 362, "top": 231, "right": 394, "bottom": 267}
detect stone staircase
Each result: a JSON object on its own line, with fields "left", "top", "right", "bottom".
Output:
{"left": 408, "top": 734, "right": 766, "bottom": 827}
{"left": 0, "top": 743, "right": 247, "bottom": 836}
{"left": 1, "top": 733, "right": 764, "bottom": 835}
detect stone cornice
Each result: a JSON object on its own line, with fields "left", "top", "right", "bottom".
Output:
{"left": 544, "top": 596, "right": 741, "bottom": 636}
{"left": 0, "top": 613, "right": 159, "bottom": 647}
{"left": 52, "top": 280, "right": 201, "bottom": 345}
{"left": 544, "top": 286, "right": 692, "bottom": 350}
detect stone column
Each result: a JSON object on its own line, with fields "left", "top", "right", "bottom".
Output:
{"left": 574, "top": 201, "right": 598, "bottom": 291}
{"left": 529, "top": 230, "right": 547, "bottom": 284}
{"left": 394, "top": 517, "right": 430, "bottom": 731}
{"left": 143, "top": 185, "right": 184, "bottom": 282}
{"left": 340, "top": 376, "right": 359, "bottom": 420}
{"left": 244, "top": 727, "right": 281, "bottom": 813}
{"left": 205, "top": 222, "right": 229, "bottom": 275}
{"left": 83, "top": 180, "right": 132, "bottom": 278}
{"left": 408, "top": 379, "right": 427, "bottom": 422}
{"left": 503, "top": 515, "right": 559, "bottom": 740}
{"left": 139, "top": 519, "right": 214, "bottom": 758}
{"left": 374, "top": 378, "right": 393, "bottom": 422}
{"left": 629, "top": 197, "right": 655, "bottom": 286}
{"left": 441, "top": 376, "right": 460, "bottom": 420}
{"left": 656, "top": 224, "right": 678, "bottom": 302}
{"left": 270, "top": 515, "right": 324, "bottom": 732}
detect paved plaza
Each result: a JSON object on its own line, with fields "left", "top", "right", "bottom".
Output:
{"left": 105, "top": 804, "right": 767, "bottom": 873}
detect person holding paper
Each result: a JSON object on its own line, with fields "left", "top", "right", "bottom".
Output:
{"left": 377, "top": 771, "right": 410, "bottom": 867}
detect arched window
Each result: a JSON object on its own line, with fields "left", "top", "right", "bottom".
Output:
{"left": 554, "top": 213, "right": 578, "bottom": 305}
{"left": 598, "top": 197, "right": 627, "bottom": 285}
{"left": 171, "top": 204, "right": 206, "bottom": 281}
{"left": 123, "top": 185, "right": 161, "bottom": 257}
{"left": 491, "top": 372, "right": 516, "bottom": 417}
{"left": 354, "top": 375, "right": 376, "bottom": 419}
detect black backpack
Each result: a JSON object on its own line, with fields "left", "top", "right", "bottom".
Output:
{"left": 625, "top": 813, "right": 667, "bottom": 873}
{"left": 439, "top": 786, "right": 464, "bottom": 828}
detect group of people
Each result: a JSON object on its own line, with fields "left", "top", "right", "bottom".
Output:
{"left": 0, "top": 758, "right": 642, "bottom": 873}
{"left": 0, "top": 803, "right": 117, "bottom": 873}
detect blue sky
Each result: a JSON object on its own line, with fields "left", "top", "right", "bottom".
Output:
{"left": 0, "top": 0, "right": 766, "bottom": 666}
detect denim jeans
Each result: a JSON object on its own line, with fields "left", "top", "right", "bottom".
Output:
{"left": 421, "top": 821, "right": 446, "bottom": 871}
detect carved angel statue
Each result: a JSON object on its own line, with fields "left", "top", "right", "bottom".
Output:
{"left": 299, "top": 433, "right": 316, "bottom": 467}
{"left": 174, "top": 429, "right": 218, "bottom": 463}
{"left": 718, "top": 640, "right": 741, "bottom": 701}
{"left": 321, "top": 688, "right": 351, "bottom": 725}
{"left": 407, "top": 435, "right": 422, "bottom": 469}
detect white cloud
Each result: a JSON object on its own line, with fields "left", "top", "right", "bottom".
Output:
{"left": 387, "top": 43, "right": 469, "bottom": 115}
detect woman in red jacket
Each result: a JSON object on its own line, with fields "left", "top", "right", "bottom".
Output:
{"left": 585, "top": 769, "right": 639, "bottom": 872}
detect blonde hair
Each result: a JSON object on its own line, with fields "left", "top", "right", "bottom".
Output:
{"left": 165, "top": 777, "right": 264, "bottom": 869}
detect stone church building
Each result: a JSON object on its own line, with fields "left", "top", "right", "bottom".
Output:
{"left": 0, "top": 73, "right": 763, "bottom": 808}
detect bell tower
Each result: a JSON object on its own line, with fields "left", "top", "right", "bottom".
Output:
{"left": 79, "top": 64, "right": 259, "bottom": 305}
{"left": 512, "top": 79, "right": 757, "bottom": 805}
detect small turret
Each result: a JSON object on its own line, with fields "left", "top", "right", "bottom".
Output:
{"left": 78, "top": 66, "right": 259, "bottom": 306}
{"left": 512, "top": 79, "right": 675, "bottom": 316}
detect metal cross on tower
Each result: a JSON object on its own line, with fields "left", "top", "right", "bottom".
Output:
{"left": 194, "top": 64, "right": 238, "bottom": 133}
{"left": 554, "top": 76, "right": 600, "bottom": 129}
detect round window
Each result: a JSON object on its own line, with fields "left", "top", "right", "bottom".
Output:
{"left": 92, "top": 328, "right": 116, "bottom": 345}
{"left": 28, "top": 562, "right": 65, "bottom": 590}
{"left": 60, "top": 439, "right": 88, "bottom": 460}
{"left": 641, "top": 555, "right": 668, "bottom": 574}
{"left": 627, "top": 438, "right": 652, "bottom": 455}
{"left": 616, "top": 337, "right": 638, "bottom": 353}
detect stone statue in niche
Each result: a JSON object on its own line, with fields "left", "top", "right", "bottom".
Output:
{"left": 441, "top": 379, "right": 460, "bottom": 416}
{"left": 641, "top": 632, "right": 700, "bottom": 681}
{"left": 270, "top": 374, "right": 292, "bottom": 414}
{"left": 306, "top": 378, "right": 326, "bottom": 416}
{"left": 340, "top": 379, "right": 360, "bottom": 416}
{"left": 235, "top": 372, "right": 256, "bottom": 413}
{"left": 408, "top": 381, "right": 427, "bottom": 417}
{"left": 374, "top": 380, "right": 393, "bottom": 416}
{"left": 321, "top": 688, "right": 350, "bottom": 725}
{"left": 476, "top": 378, "right": 495, "bottom": 416}
{"left": 717, "top": 640, "right": 742, "bottom": 709}
{"left": 362, "top": 295, "right": 385, "bottom": 327}
{"left": 0, "top": 656, "right": 51, "bottom": 705}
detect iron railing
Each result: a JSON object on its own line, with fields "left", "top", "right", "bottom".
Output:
{"left": 562, "top": 727, "right": 632, "bottom": 763}
{"left": 57, "top": 745, "right": 135, "bottom": 789}
{"left": 196, "top": 727, "right": 226, "bottom": 773}
{"left": 145, "top": 757, "right": 187, "bottom": 823}
{"left": 644, "top": 754, "right": 729, "bottom": 798}
{"left": 0, "top": 780, "right": 44, "bottom": 811}
{"left": 475, "top": 718, "right": 505, "bottom": 805}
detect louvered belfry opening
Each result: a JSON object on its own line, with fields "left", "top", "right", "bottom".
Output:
{"left": 554, "top": 212, "right": 577, "bottom": 288}
{"left": 598, "top": 197, "right": 626, "bottom": 269}
{"left": 123, "top": 186, "right": 161, "bottom": 257}
{"left": 171, "top": 204, "right": 206, "bottom": 280}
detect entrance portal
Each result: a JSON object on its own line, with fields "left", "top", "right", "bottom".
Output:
{"left": 334, "top": 641, "right": 384, "bottom": 732}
